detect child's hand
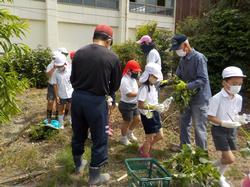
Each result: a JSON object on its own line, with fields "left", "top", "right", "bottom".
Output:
{"left": 234, "top": 114, "right": 248, "bottom": 125}
{"left": 221, "top": 121, "right": 241, "bottom": 128}
{"left": 155, "top": 104, "right": 165, "bottom": 113}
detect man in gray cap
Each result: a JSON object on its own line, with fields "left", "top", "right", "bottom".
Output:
{"left": 170, "top": 34, "right": 211, "bottom": 150}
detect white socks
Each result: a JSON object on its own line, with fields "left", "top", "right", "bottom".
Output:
{"left": 58, "top": 115, "right": 64, "bottom": 125}
{"left": 214, "top": 159, "right": 228, "bottom": 176}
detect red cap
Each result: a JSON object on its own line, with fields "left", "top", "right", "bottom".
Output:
{"left": 94, "top": 24, "right": 113, "bottom": 38}
{"left": 123, "top": 60, "right": 141, "bottom": 76}
{"left": 69, "top": 51, "right": 75, "bottom": 60}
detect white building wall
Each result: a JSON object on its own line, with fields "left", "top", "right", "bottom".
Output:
{"left": 1, "top": 0, "right": 175, "bottom": 51}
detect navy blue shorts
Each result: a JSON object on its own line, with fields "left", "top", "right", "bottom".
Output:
{"left": 140, "top": 111, "right": 162, "bottom": 134}
{"left": 211, "top": 125, "right": 237, "bottom": 151}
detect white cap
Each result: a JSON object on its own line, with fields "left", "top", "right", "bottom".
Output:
{"left": 139, "top": 63, "right": 163, "bottom": 83}
{"left": 222, "top": 66, "right": 246, "bottom": 79}
{"left": 52, "top": 50, "right": 61, "bottom": 59}
{"left": 54, "top": 53, "right": 67, "bottom": 66}
{"left": 57, "top": 47, "right": 68, "bottom": 55}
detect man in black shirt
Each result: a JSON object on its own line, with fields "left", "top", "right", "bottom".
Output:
{"left": 70, "top": 24, "right": 122, "bottom": 185}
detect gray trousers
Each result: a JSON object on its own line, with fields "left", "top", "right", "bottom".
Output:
{"left": 180, "top": 103, "right": 208, "bottom": 149}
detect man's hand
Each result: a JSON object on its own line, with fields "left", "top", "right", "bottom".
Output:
{"left": 221, "top": 121, "right": 241, "bottom": 128}
{"left": 159, "top": 80, "right": 174, "bottom": 88}
{"left": 175, "top": 80, "right": 187, "bottom": 91}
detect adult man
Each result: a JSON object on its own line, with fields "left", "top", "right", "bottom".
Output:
{"left": 70, "top": 24, "right": 122, "bottom": 185}
{"left": 170, "top": 34, "right": 211, "bottom": 150}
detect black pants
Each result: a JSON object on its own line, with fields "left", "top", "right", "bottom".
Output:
{"left": 71, "top": 90, "right": 108, "bottom": 167}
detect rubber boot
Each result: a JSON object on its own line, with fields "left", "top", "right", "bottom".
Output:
{"left": 88, "top": 166, "right": 110, "bottom": 186}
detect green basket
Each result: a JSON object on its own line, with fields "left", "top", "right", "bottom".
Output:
{"left": 125, "top": 158, "right": 171, "bottom": 187}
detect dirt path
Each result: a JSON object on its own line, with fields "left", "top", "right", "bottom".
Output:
{"left": 0, "top": 88, "right": 249, "bottom": 187}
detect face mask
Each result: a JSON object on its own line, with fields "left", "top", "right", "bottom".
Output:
{"left": 141, "top": 44, "right": 153, "bottom": 55}
{"left": 176, "top": 49, "right": 186, "bottom": 57}
{"left": 229, "top": 85, "right": 241, "bottom": 94}
{"left": 131, "top": 72, "right": 139, "bottom": 79}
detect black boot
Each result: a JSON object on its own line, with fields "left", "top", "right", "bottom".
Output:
{"left": 88, "top": 166, "right": 110, "bottom": 186}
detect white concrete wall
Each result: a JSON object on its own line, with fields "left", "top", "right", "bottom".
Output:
{"left": 1, "top": 0, "right": 175, "bottom": 51}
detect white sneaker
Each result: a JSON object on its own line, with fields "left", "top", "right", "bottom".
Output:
{"left": 120, "top": 136, "right": 131, "bottom": 145}
{"left": 220, "top": 175, "right": 231, "bottom": 187}
{"left": 127, "top": 132, "right": 138, "bottom": 142}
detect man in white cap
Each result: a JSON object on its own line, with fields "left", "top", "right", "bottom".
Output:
{"left": 208, "top": 66, "right": 247, "bottom": 187}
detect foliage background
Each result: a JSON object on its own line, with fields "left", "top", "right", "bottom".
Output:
{"left": 113, "top": 22, "right": 173, "bottom": 75}
{"left": 2, "top": 46, "right": 53, "bottom": 88}
{"left": 177, "top": 0, "right": 250, "bottom": 94}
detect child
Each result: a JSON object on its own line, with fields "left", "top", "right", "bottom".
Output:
{"left": 45, "top": 51, "right": 61, "bottom": 123}
{"left": 137, "top": 63, "right": 165, "bottom": 157}
{"left": 118, "top": 60, "right": 141, "bottom": 145}
{"left": 208, "top": 66, "right": 247, "bottom": 187}
{"left": 52, "top": 53, "right": 73, "bottom": 128}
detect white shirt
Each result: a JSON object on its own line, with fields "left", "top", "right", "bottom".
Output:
{"left": 46, "top": 61, "right": 56, "bottom": 85}
{"left": 137, "top": 85, "right": 158, "bottom": 115}
{"left": 120, "top": 75, "right": 138, "bottom": 104}
{"left": 208, "top": 88, "right": 242, "bottom": 125}
{"left": 52, "top": 64, "right": 73, "bottom": 99}
{"left": 147, "top": 49, "right": 161, "bottom": 68}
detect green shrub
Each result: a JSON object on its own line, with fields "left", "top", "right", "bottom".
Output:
{"left": 6, "top": 46, "right": 53, "bottom": 88}
{"left": 0, "top": 0, "right": 29, "bottom": 123}
{"left": 164, "top": 145, "right": 220, "bottom": 187}
{"left": 0, "top": 71, "right": 29, "bottom": 123}
{"left": 113, "top": 21, "right": 173, "bottom": 74}
{"left": 29, "top": 125, "right": 59, "bottom": 141}
{"left": 136, "top": 21, "right": 173, "bottom": 74}
{"left": 112, "top": 40, "right": 143, "bottom": 70}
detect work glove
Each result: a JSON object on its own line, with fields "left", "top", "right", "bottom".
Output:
{"left": 155, "top": 104, "right": 165, "bottom": 113}
{"left": 234, "top": 114, "right": 248, "bottom": 125}
{"left": 175, "top": 80, "right": 187, "bottom": 91}
{"left": 221, "top": 121, "right": 241, "bottom": 128}
{"left": 159, "top": 80, "right": 174, "bottom": 88}
{"left": 106, "top": 96, "right": 113, "bottom": 106}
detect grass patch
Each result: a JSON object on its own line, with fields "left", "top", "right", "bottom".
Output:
{"left": 0, "top": 146, "right": 42, "bottom": 172}
{"left": 226, "top": 165, "right": 243, "bottom": 180}
{"left": 40, "top": 145, "right": 91, "bottom": 186}
{"left": 40, "top": 146, "right": 74, "bottom": 186}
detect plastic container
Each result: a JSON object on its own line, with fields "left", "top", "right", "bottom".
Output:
{"left": 125, "top": 158, "right": 171, "bottom": 187}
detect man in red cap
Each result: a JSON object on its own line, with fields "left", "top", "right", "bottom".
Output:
{"left": 70, "top": 24, "right": 122, "bottom": 185}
